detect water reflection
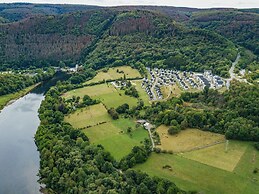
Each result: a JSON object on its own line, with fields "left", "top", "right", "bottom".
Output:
{"left": 0, "top": 72, "right": 69, "bottom": 194}
{"left": 0, "top": 93, "right": 44, "bottom": 194}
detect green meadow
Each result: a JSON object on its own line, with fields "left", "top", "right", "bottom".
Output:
{"left": 134, "top": 141, "right": 259, "bottom": 194}
{"left": 83, "top": 119, "right": 148, "bottom": 160}
{"left": 85, "top": 66, "right": 142, "bottom": 84}
{"left": 63, "top": 83, "right": 139, "bottom": 109}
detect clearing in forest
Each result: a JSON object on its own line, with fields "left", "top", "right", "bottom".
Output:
{"left": 134, "top": 145, "right": 259, "bottom": 194}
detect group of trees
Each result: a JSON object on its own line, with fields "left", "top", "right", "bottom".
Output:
{"left": 35, "top": 82, "right": 186, "bottom": 193}
{"left": 124, "top": 86, "right": 139, "bottom": 98}
{"left": 65, "top": 94, "right": 99, "bottom": 113}
{"left": 0, "top": 68, "right": 54, "bottom": 95}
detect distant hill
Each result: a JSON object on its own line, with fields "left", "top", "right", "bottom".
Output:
{"left": 0, "top": 3, "right": 100, "bottom": 22}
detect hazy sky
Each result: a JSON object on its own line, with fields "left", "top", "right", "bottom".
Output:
{"left": 1, "top": 0, "right": 259, "bottom": 8}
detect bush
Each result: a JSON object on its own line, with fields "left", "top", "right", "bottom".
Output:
{"left": 168, "top": 125, "right": 181, "bottom": 135}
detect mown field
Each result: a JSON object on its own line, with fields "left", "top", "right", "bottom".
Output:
{"left": 134, "top": 141, "right": 259, "bottom": 194}
{"left": 64, "top": 103, "right": 112, "bottom": 128}
{"left": 157, "top": 126, "right": 225, "bottom": 152}
{"left": 63, "top": 83, "right": 139, "bottom": 108}
{"left": 83, "top": 119, "right": 148, "bottom": 160}
{"left": 182, "top": 140, "right": 248, "bottom": 171}
{"left": 85, "top": 66, "right": 142, "bottom": 84}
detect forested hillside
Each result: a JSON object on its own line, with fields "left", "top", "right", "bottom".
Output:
{"left": 85, "top": 10, "right": 237, "bottom": 77}
{"left": 0, "top": 10, "right": 115, "bottom": 69}
{"left": 0, "top": 5, "right": 258, "bottom": 76}
{"left": 189, "top": 10, "right": 259, "bottom": 56}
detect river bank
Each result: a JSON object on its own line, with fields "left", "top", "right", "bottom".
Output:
{"left": 0, "top": 83, "right": 40, "bottom": 111}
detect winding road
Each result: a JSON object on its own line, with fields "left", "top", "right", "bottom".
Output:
{"left": 226, "top": 53, "right": 248, "bottom": 89}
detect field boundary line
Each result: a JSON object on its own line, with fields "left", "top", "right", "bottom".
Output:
{"left": 175, "top": 140, "right": 226, "bottom": 154}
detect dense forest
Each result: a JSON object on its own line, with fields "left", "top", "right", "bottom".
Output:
{"left": 35, "top": 81, "right": 187, "bottom": 193}
{"left": 0, "top": 10, "right": 115, "bottom": 69}
{"left": 0, "top": 3, "right": 99, "bottom": 22}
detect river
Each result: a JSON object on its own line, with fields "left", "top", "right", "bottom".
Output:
{"left": 0, "top": 72, "right": 69, "bottom": 194}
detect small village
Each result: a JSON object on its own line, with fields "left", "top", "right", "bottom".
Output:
{"left": 142, "top": 67, "right": 225, "bottom": 100}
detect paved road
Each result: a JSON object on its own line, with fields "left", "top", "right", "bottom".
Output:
{"left": 226, "top": 53, "right": 250, "bottom": 89}
{"left": 150, "top": 70, "right": 159, "bottom": 100}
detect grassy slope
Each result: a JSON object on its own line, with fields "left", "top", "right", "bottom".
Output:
{"left": 134, "top": 141, "right": 259, "bottom": 194}
{"left": 85, "top": 66, "right": 142, "bottom": 84}
{"left": 130, "top": 80, "right": 150, "bottom": 105}
{"left": 0, "top": 84, "right": 37, "bottom": 110}
{"left": 63, "top": 83, "right": 139, "bottom": 108}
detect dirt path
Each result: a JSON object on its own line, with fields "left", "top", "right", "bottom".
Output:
{"left": 147, "top": 128, "right": 155, "bottom": 150}
{"left": 176, "top": 140, "right": 226, "bottom": 154}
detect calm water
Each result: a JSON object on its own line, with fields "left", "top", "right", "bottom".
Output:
{"left": 0, "top": 92, "right": 44, "bottom": 194}
{"left": 0, "top": 73, "right": 69, "bottom": 193}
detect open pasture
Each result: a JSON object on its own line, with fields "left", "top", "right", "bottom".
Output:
{"left": 82, "top": 118, "right": 148, "bottom": 160}
{"left": 157, "top": 126, "right": 225, "bottom": 153}
{"left": 85, "top": 66, "right": 142, "bottom": 84}
{"left": 64, "top": 103, "right": 111, "bottom": 128}
{"left": 63, "top": 83, "right": 139, "bottom": 108}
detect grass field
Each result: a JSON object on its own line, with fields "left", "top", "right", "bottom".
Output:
{"left": 63, "top": 83, "right": 139, "bottom": 108}
{"left": 130, "top": 80, "right": 150, "bottom": 105}
{"left": 182, "top": 140, "right": 248, "bottom": 171}
{"left": 82, "top": 118, "right": 148, "bottom": 160}
{"left": 64, "top": 103, "right": 112, "bottom": 128}
{"left": 157, "top": 126, "right": 225, "bottom": 152}
{"left": 161, "top": 84, "right": 182, "bottom": 99}
{"left": 85, "top": 66, "right": 142, "bottom": 84}
{"left": 134, "top": 141, "right": 259, "bottom": 194}
{"left": 0, "top": 84, "right": 37, "bottom": 110}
